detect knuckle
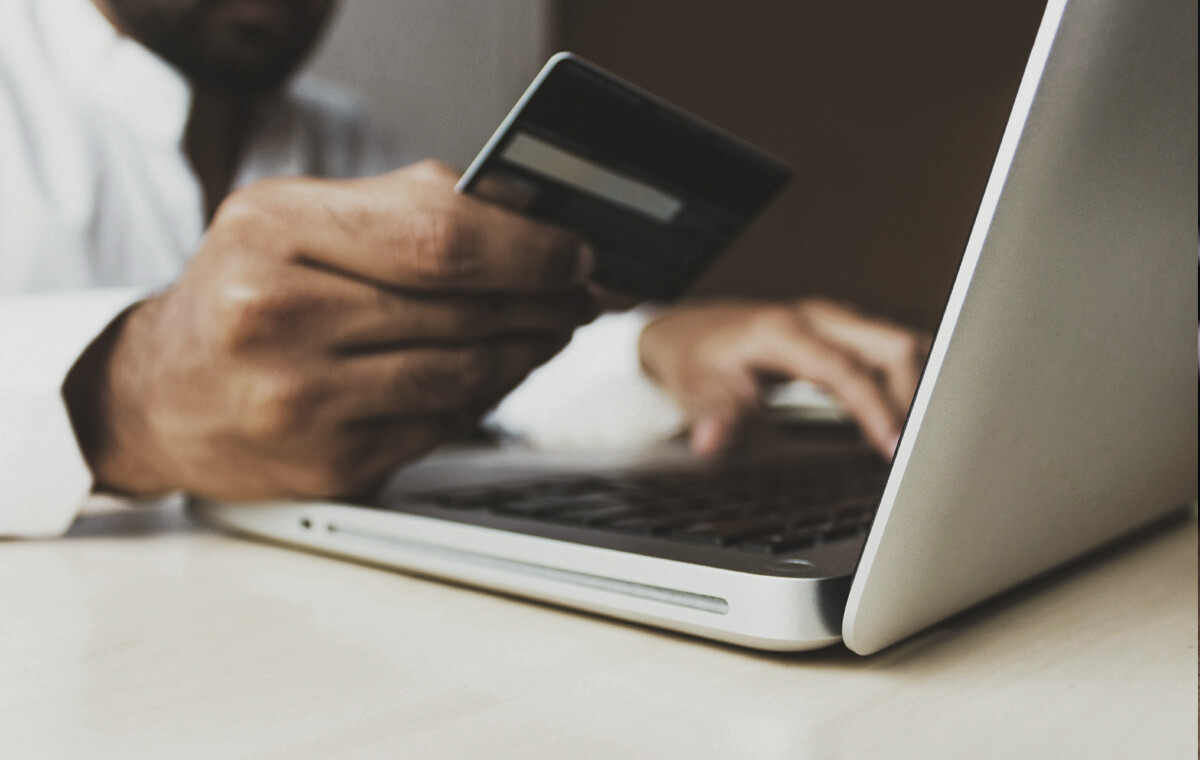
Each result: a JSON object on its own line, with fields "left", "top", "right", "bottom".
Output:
{"left": 212, "top": 279, "right": 295, "bottom": 353}
{"left": 242, "top": 369, "right": 320, "bottom": 440}
{"left": 409, "top": 159, "right": 458, "bottom": 183}
{"left": 406, "top": 209, "right": 481, "bottom": 283}
{"left": 212, "top": 180, "right": 291, "bottom": 245}
{"left": 812, "top": 351, "right": 857, "bottom": 384}
{"left": 210, "top": 185, "right": 262, "bottom": 230}
{"left": 208, "top": 178, "right": 300, "bottom": 258}
{"left": 890, "top": 331, "right": 925, "bottom": 365}
{"left": 793, "top": 297, "right": 840, "bottom": 325}
{"left": 212, "top": 283, "right": 269, "bottom": 353}
{"left": 752, "top": 306, "right": 797, "bottom": 337}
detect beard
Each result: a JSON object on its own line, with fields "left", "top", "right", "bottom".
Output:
{"left": 103, "top": 0, "right": 335, "bottom": 96}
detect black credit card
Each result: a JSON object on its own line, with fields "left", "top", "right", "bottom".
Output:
{"left": 456, "top": 52, "right": 792, "bottom": 301}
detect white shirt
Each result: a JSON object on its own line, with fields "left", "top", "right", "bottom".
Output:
{"left": 0, "top": 0, "right": 683, "bottom": 537}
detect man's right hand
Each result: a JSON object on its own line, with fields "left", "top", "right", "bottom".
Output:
{"left": 64, "top": 161, "right": 597, "bottom": 502}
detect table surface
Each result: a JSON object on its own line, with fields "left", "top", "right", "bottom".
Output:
{"left": 1, "top": 499, "right": 1195, "bottom": 760}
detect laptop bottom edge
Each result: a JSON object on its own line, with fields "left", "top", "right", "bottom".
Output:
{"left": 187, "top": 499, "right": 853, "bottom": 652}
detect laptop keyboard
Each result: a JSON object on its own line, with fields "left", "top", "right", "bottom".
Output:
{"left": 410, "top": 452, "right": 889, "bottom": 555}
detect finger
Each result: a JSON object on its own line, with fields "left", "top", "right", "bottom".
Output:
{"left": 691, "top": 415, "right": 739, "bottom": 458}
{"left": 233, "top": 166, "right": 594, "bottom": 292}
{"left": 675, "top": 373, "right": 759, "bottom": 457}
{"left": 331, "top": 337, "right": 570, "bottom": 420}
{"left": 742, "top": 327, "right": 902, "bottom": 457}
{"left": 794, "top": 299, "right": 929, "bottom": 416}
{"left": 309, "top": 273, "right": 597, "bottom": 351}
{"left": 206, "top": 261, "right": 595, "bottom": 355}
{"left": 274, "top": 414, "right": 466, "bottom": 501}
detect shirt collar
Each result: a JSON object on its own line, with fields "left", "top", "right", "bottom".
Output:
{"left": 36, "top": 0, "right": 193, "bottom": 148}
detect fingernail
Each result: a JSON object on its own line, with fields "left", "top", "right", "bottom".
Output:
{"left": 575, "top": 243, "right": 595, "bottom": 282}
{"left": 887, "top": 434, "right": 901, "bottom": 456}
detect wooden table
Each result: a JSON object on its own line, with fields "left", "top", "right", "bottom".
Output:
{"left": 2, "top": 499, "right": 1195, "bottom": 759}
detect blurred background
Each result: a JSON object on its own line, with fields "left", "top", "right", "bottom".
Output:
{"left": 306, "top": 0, "right": 1046, "bottom": 331}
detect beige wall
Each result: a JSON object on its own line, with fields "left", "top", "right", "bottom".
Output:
{"left": 555, "top": 1, "right": 1047, "bottom": 329}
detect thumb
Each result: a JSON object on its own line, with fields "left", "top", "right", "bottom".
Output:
{"left": 683, "top": 374, "right": 758, "bottom": 457}
{"left": 690, "top": 413, "right": 741, "bottom": 457}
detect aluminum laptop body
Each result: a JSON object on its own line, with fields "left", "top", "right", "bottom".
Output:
{"left": 191, "top": 0, "right": 1198, "bottom": 655}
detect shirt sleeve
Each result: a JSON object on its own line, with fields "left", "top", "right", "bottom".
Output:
{"left": 0, "top": 288, "right": 146, "bottom": 537}
{"left": 485, "top": 308, "right": 687, "bottom": 452}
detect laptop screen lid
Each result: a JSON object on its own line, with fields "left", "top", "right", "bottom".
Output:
{"left": 842, "top": 0, "right": 1198, "bottom": 655}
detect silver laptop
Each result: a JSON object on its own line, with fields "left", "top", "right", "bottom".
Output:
{"left": 191, "top": 0, "right": 1198, "bottom": 655}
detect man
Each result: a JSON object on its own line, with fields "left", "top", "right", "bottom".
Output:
{"left": 0, "top": 0, "right": 928, "bottom": 537}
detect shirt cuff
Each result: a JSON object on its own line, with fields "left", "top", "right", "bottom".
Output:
{"left": 0, "top": 288, "right": 147, "bottom": 537}
{"left": 486, "top": 307, "right": 687, "bottom": 451}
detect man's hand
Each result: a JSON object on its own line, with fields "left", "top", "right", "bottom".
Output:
{"left": 638, "top": 299, "right": 931, "bottom": 458}
{"left": 65, "top": 161, "right": 597, "bottom": 501}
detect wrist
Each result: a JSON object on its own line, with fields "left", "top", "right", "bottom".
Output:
{"left": 635, "top": 307, "right": 671, "bottom": 385}
{"left": 62, "top": 300, "right": 175, "bottom": 497}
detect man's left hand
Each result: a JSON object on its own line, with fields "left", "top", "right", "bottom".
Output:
{"left": 638, "top": 298, "right": 931, "bottom": 458}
